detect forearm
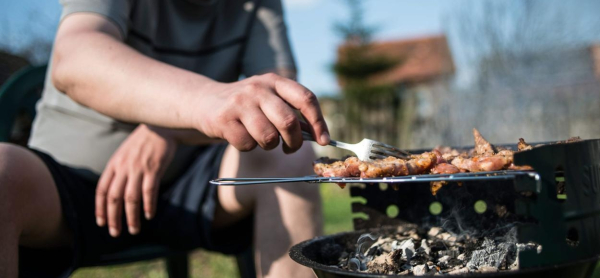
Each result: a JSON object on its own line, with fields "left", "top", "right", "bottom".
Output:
{"left": 148, "top": 68, "right": 297, "bottom": 145}
{"left": 52, "top": 14, "right": 215, "bottom": 130}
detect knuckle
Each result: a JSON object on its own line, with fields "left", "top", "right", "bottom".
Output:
{"left": 243, "top": 82, "right": 261, "bottom": 93}
{"left": 281, "top": 114, "right": 298, "bottom": 130}
{"left": 96, "top": 187, "right": 108, "bottom": 196}
{"left": 229, "top": 92, "right": 246, "bottom": 106}
{"left": 301, "top": 91, "right": 318, "bottom": 105}
{"left": 108, "top": 193, "right": 122, "bottom": 204}
{"left": 144, "top": 159, "right": 158, "bottom": 172}
{"left": 124, "top": 194, "right": 140, "bottom": 204}
{"left": 113, "top": 154, "right": 127, "bottom": 166}
{"left": 239, "top": 139, "right": 258, "bottom": 152}
{"left": 263, "top": 131, "right": 280, "bottom": 149}
{"left": 142, "top": 186, "right": 154, "bottom": 196}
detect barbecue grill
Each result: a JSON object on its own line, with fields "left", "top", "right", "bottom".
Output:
{"left": 283, "top": 139, "right": 600, "bottom": 277}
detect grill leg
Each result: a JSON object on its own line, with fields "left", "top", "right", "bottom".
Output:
{"left": 236, "top": 248, "right": 256, "bottom": 278}
{"left": 166, "top": 253, "right": 189, "bottom": 278}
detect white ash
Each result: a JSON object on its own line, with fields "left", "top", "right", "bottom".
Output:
{"left": 337, "top": 226, "right": 539, "bottom": 275}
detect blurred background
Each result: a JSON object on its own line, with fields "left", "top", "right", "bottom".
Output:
{"left": 2, "top": 0, "right": 600, "bottom": 277}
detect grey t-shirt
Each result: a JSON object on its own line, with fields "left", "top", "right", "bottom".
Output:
{"left": 29, "top": 0, "right": 296, "bottom": 181}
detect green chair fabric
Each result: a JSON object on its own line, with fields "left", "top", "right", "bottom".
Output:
{"left": 0, "top": 65, "right": 47, "bottom": 142}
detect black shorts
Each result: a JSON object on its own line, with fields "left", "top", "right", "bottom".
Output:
{"left": 19, "top": 144, "right": 253, "bottom": 278}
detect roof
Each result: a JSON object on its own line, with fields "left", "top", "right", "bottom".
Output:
{"left": 337, "top": 34, "right": 455, "bottom": 86}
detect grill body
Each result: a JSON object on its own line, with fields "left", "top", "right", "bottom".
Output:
{"left": 290, "top": 139, "right": 600, "bottom": 277}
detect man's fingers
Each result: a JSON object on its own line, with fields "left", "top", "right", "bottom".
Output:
{"left": 272, "top": 76, "right": 330, "bottom": 145}
{"left": 240, "top": 108, "right": 281, "bottom": 151}
{"left": 106, "top": 174, "right": 127, "bottom": 237}
{"left": 142, "top": 174, "right": 159, "bottom": 220}
{"left": 124, "top": 171, "right": 143, "bottom": 235}
{"left": 224, "top": 120, "right": 258, "bottom": 151}
{"left": 95, "top": 168, "right": 114, "bottom": 227}
{"left": 260, "top": 95, "right": 303, "bottom": 153}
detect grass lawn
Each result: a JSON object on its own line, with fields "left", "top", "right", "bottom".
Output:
{"left": 72, "top": 184, "right": 354, "bottom": 278}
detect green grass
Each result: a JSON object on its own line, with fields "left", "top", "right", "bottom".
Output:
{"left": 72, "top": 184, "right": 354, "bottom": 278}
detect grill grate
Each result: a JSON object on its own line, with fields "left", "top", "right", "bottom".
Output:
{"left": 210, "top": 170, "right": 539, "bottom": 186}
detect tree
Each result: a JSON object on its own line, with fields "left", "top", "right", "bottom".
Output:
{"left": 332, "top": 0, "right": 401, "bottom": 146}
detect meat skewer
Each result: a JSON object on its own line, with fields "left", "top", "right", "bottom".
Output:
{"left": 312, "top": 128, "right": 578, "bottom": 179}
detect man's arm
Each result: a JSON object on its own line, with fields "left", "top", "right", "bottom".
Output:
{"left": 52, "top": 13, "right": 329, "bottom": 151}
{"left": 52, "top": 14, "right": 207, "bottom": 130}
{"left": 148, "top": 68, "right": 297, "bottom": 145}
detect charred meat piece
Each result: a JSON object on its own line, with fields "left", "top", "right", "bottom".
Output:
{"left": 560, "top": 136, "right": 582, "bottom": 143}
{"left": 517, "top": 138, "right": 533, "bottom": 151}
{"left": 450, "top": 155, "right": 511, "bottom": 172}
{"left": 473, "top": 128, "right": 495, "bottom": 156}
{"left": 508, "top": 164, "right": 534, "bottom": 171}
{"left": 431, "top": 163, "right": 461, "bottom": 174}
{"left": 357, "top": 152, "right": 437, "bottom": 178}
{"left": 313, "top": 158, "right": 349, "bottom": 177}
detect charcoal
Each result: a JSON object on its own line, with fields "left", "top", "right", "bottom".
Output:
{"left": 466, "top": 239, "right": 516, "bottom": 270}
{"left": 413, "top": 264, "right": 428, "bottom": 276}
{"left": 337, "top": 226, "right": 539, "bottom": 276}
{"left": 428, "top": 227, "right": 443, "bottom": 237}
{"left": 418, "top": 239, "right": 431, "bottom": 255}
{"left": 398, "top": 239, "right": 415, "bottom": 260}
{"left": 446, "top": 258, "right": 464, "bottom": 267}
{"left": 480, "top": 266, "right": 498, "bottom": 273}
{"left": 437, "top": 255, "right": 450, "bottom": 264}
{"left": 448, "top": 267, "right": 470, "bottom": 274}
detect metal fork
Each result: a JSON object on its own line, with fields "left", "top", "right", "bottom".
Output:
{"left": 301, "top": 131, "right": 411, "bottom": 162}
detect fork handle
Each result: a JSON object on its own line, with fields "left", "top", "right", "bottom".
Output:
{"left": 301, "top": 131, "right": 354, "bottom": 151}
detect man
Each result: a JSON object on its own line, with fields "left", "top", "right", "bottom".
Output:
{"left": 0, "top": 0, "right": 330, "bottom": 277}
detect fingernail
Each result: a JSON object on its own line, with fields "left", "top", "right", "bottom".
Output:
{"left": 129, "top": 226, "right": 139, "bottom": 235}
{"left": 320, "top": 131, "right": 330, "bottom": 144}
{"left": 96, "top": 217, "right": 105, "bottom": 227}
{"left": 109, "top": 227, "right": 119, "bottom": 237}
{"left": 145, "top": 212, "right": 152, "bottom": 220}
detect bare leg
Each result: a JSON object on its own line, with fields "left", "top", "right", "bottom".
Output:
{"left": 215, "top": 143, "right": 322, "bottom": 278}
{"left": 0, "top": 144, "right": 72, "bottom": 277}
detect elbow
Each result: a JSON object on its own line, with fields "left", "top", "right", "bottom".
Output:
{"left": 50, "top": 40, "right": 72, "bottom": 96}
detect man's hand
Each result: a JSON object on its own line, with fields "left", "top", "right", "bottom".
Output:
{"left": 95, "top": 125, "right": 176, "bottom": 237}
{"left": 196, "top": 73, "right": 330, "bottom": 154}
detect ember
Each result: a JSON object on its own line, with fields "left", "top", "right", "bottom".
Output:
{"left": 336, "top": 226, "right": 540, "bottom": 275}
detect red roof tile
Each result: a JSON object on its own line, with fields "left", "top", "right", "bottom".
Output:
{"left": 337, "top": 34, "right": 455, "bottom": 86}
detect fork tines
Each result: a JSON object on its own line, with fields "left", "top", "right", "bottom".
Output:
{"left": 371, "top": 142, "right": 411, "bottom": 160}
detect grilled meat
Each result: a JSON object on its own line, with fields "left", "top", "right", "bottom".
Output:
{"left": 431, "top": 163, "right": 461, "bottom": 174}
{"left": 313, "top": 129, "right": 577, "bottom": 178}
{"left": 451, "top": 155, "right": 511, "bottom": 172}
{"left": 518, "top": 138, "right": 533, "bottom": 151}
{"left": 357, "top": 152, "right": 437, "bottom": 178}
{"left": 473, "top": 128, "right": 495, "bottom": 156}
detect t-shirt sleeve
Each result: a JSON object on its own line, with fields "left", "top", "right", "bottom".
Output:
{"left": 59, "top": 0, "right": 132, "bottom": 38}
{"left": 242, "top": 0, "right": 297, "bottom": 77}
